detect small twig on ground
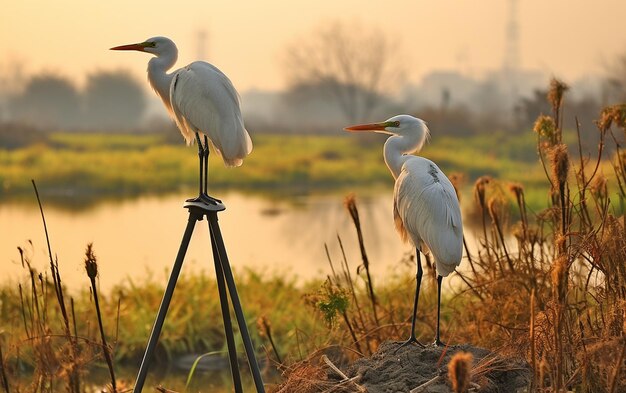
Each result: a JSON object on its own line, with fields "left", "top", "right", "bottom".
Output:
{"left": 410, "top": 369, "right": 446, "bottom": 393}
{"left": 322, "top": 354, "right": 349, "bottom": 380}
{"left": 321, "top": 355, "right": 366, "bottom": 392}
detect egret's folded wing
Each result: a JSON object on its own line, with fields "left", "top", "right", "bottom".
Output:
{"left": 170, "top": 63, "right": 252, "bottom": 166}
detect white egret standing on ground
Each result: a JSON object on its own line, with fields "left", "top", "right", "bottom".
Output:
{"left": 111, "top": 36, "right": 252, "bottom": 204}
{"left": 344, "top": 115, "right": 463, "bottom": 347}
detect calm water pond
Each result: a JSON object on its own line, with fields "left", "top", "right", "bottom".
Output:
{"left": 1, "top": 190, "right": 432, "bottom": 291}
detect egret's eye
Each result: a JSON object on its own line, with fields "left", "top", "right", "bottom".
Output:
{"left": 391, "top": 121, "right": 400, "bottom": 127}
{"left": 143, "top": 42, "right": 156, "bottom": 48}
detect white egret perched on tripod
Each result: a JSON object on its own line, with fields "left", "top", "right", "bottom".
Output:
{"left": 111, "top": 36, "right": 252, "bottom": 204}
{"left": 112, "top": 37, "right": 264, "bottom": 393}
{"left": 344, "top": 115, "right": 463, "bottom": 347}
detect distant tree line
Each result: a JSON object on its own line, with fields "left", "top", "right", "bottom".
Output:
{"left": 245, "top": 21, "right": 624, "bottom": 139}
{"left": 1, "top": 20, "right": 623, "bottom": 140}
{"left": 4, "top": 70, "right": 147, "bottom": 131}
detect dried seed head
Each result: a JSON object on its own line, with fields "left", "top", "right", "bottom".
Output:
{"left": 549, "top": 144, "right": 569, "bottom": 187}
{"left": 448, "top": 172, "right": 465, "bottom": 201}
{"left": 613, "top": 104, "right": 626, "bottom": 129}
{"left": 448, "top": 352, "right": 473, "bottom": 393}
{"left": 508, "top": 182, "right": 524, "bottom": 197}
{"left": 508, "top": 182, "right": 525, "bottom": 205}
{"left": 547, "top": 78, "right": 569, "bottom": 111}
{"left": 590, "top": 174, "right": 608, "bottom": 201}
{"left": 487, "top": 197, "right": 502, "bottom": 223}
{"left": 533, "top": 115, "right": 557, "bottom": 140}
{"left": 603, "top": 104, "right": 626, "bottom": 129}
{"left": 256, "top": 316, "right": 271, "bottom": 338}
{"left": 473, "top": 176, "right": 492, "bottom": 210}
{"left": 597, "top": 104, "right": 626, "bottom": 133}
{"left": 344, "top": 193, "right": 360, "bottom": 225}
{"left": 84, "top": 243, "right": 98, "bottom": 279}
{"left": 597, "top": 106, "right": 615, "bottom": 132}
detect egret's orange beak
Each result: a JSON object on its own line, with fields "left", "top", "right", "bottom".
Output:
{"left": 110, "top": 43, "right": 147, "bottom": 52}
{"left": 344, "top": 121, "right": 394, "bottom": 132}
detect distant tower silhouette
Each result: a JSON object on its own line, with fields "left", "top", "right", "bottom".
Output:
{"left": 503, "top": 0, "right": 520, "bottom": 73}
{"left": 196, "top": 30, "right": 209, "bottom": 60}
{"left": 456, "top": 46, "right": 472, "bottom": 77}
{"left": 503, "top": 0, "right": 521, "bottom": 128}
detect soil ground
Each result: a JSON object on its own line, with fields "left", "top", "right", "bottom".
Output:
{"left": 342, "top": 341, "right": 531, "bottom": 393}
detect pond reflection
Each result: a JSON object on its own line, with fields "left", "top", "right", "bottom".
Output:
{"left": 1, "top": 190, "right": 418, "bottom": 291}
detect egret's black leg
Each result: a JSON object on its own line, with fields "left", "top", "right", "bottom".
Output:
{"left": 433, "top": 275, "right": 446, "bottom": 346}
{"left": 198, "top": 135, "right": 222, "bottom": 205}
{"left": 195, "top": 132, "right": 204, "bottom": 197}
{"left": 395, "top": 250, "right": 425, "bottom": 352}
{"left": 203, "top": 135, "right": 209, "bottom": 195}
{"left": 186, "top": 133, "right": 208, "bottom": 204}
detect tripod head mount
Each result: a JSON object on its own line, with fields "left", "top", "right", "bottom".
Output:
{"left": 184, "top": 197, "right": 226, "bottom": 212}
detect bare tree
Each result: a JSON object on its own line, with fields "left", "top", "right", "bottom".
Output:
{"left": 282, "top": 21, "right": 406, "bottom": 123}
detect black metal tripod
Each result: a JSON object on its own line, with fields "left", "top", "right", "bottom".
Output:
{"left": 132, "top": 198, "right": 265, "bottom": 392}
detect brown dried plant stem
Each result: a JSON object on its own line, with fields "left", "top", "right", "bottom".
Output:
{"left": 259, "top": 317, "right": 283, "bottom": 366}
{"left": 574, "top": 117, "right": 604, "bottom": 229}
{"left": 325, "top": 244, "right": 364, "bottom": 355}
{"left": 529, "top": 290, "right": 536, "bottom": 392}
{"left": 337, "top": 235, "right": 372, "bottom": 354}
{"left": 488, "top": 202, "right": 515, "bottom": 273}
{"left": 32, "top": 179, "right": 81, "bottom": 392}
{"left": 608, "top": 341, "right": 626, "bottom": 393}
{"left": 345, "top": 196, "right": 379, "bottom": 327}
{"left": 85, "top": 244, "right": 117, "bottom": 392}
{"left": 0, "top": 341, "right": 9, "bottom": 393}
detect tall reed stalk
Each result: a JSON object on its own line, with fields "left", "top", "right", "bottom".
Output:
{"left": 84, "top": 244, "right": 117, "bottom": 392}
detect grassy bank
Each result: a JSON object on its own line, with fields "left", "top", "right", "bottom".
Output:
{"left": 0, "top": 129, "right": 572, "bottom": 211}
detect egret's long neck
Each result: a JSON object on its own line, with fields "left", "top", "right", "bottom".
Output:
{"left": 147, "top": 48, "right": 178, "bottom": 110}
{"left": 383, "top": 133, "right": 426, "bottom": 179}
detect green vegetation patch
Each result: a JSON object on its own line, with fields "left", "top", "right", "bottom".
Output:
{"left": 0, "top": 130, "right": 611, "bottom": 211}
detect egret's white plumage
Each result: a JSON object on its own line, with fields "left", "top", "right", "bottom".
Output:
{"left": 393, "top": 155, "right": 463, "bottom": 277}
{"left": 169, "top": 63, "right": 251, "bottom": 166}
{"left": 112, "top": 36, "right": 252, "bottom": 167}
{"left": 347, "top": 114, "right": 463, "bottom": 276}
{"left": 345, "top": 114, "right": 463, "bottom": 346}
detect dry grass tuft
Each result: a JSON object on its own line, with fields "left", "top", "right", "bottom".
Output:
{"left": 272, "top": 360, "right": 328, "bottom": 393}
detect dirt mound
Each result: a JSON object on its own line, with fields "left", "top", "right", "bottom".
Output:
{"left": 342, "top": 341, "right": 530, "bottom": 393}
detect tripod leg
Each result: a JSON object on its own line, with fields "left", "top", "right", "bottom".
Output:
{"left": 208, "top": 212, "right": 266, "bottom": 393}
{"left": 209, "top": 221, "right": 243, "bottom": 393}
{"left": 133, "top": 212, "right": 199, "bottom": 393}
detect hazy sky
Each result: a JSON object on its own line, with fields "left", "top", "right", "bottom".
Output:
{"left": 1, "top": 0, "right": 624, "bottom": 92}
